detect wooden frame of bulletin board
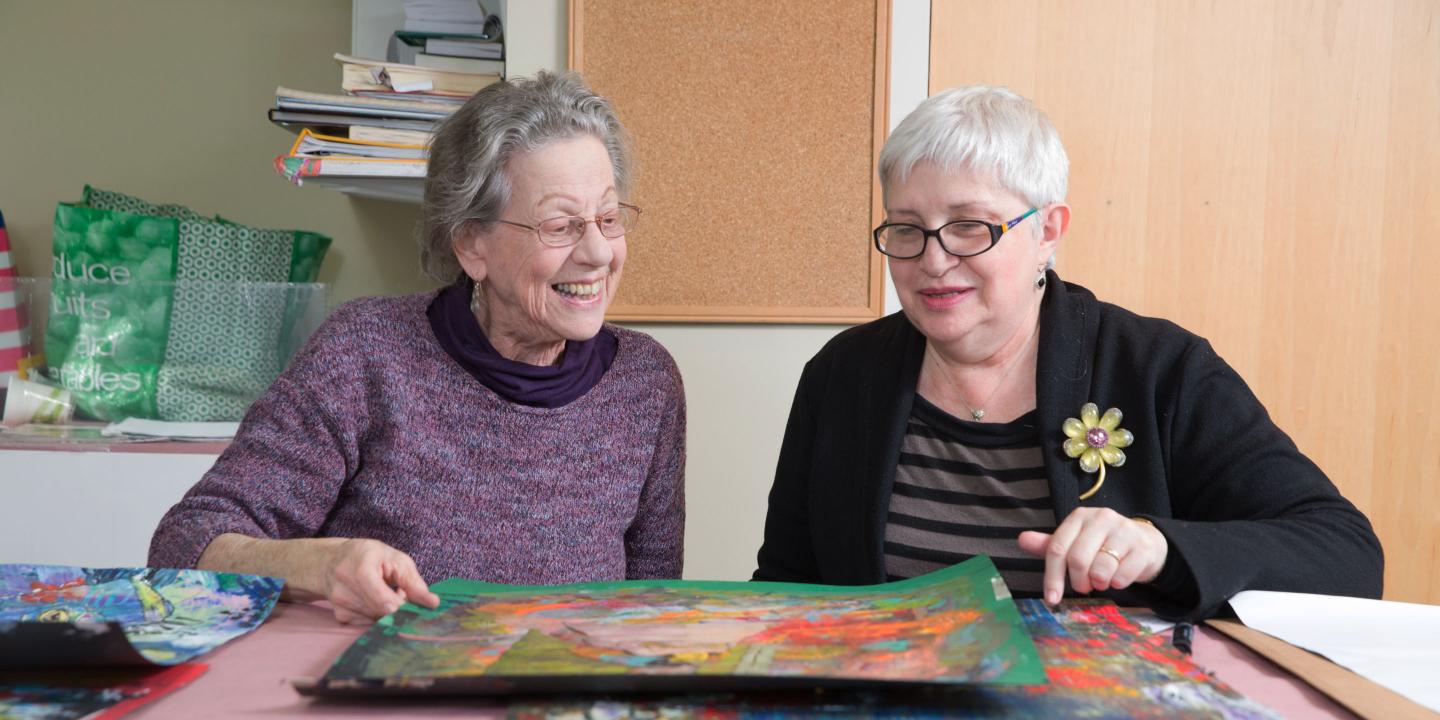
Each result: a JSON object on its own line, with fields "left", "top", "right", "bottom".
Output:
{"left": 571, "top": 0, "right": 890, "bottom": 323}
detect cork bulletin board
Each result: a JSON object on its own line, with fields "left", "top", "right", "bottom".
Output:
{"left": 571, "top": 0, "right": 890, "bottom": 323}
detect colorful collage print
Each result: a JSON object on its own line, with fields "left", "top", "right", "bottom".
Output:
{"left": 508, "top": 600, "right": 1281, "bottom": 719}
{"left": 318, "top": 557, "right": 1045, "bottom": 693}
{"left": 0, "top": 565, "right": 283, "bottom": 666}
{"left": 1, "top": 565, "right": 282, "bottom": 718}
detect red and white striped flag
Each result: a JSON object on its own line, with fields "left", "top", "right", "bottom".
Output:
{"left": 0, "top": 209, "right": 36, "bottom": 380}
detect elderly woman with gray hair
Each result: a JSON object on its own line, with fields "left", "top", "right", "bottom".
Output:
{"left": 150, "top": 72, "right": 685, "bottom": 623}
{"left": 755, "top": 86, "right": 1382, "bottom": 619}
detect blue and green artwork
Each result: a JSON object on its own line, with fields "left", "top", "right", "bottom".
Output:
{"left": 0, "top": 565, "right": 282, "bottom": 668}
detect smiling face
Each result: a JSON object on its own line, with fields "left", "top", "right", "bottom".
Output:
{"left": 454, "top": 135, "right": 625, "bottom": 359}
{"left": 885, "top": 161, "right": 1066, "bottom": 359}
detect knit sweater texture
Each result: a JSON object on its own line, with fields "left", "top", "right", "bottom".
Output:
{"left": 148, "top": 292, "right": 686, "bottom": 585}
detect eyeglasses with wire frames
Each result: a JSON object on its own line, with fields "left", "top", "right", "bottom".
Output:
{"left": 873, "top": 207, "right": 1039, "bottom": 259}
{"left": 494, "top": 203, "right": 642, "bottom": 247}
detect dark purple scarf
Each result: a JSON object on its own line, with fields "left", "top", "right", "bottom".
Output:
{"left": 427, "top": 278, "right": 618, "bottom": 408}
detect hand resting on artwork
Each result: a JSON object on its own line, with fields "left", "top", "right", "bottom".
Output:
{"left": 1016, "top": 507, "right": 1168, "bottom": 606}
{"left": 147, "top": 72, "right": 686, "bottom": 623}
{"left": 198, "top": 534, "right": 440, "bottom": 623}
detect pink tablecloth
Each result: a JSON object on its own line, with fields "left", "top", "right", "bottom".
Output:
{"left": 133, "top": 602, "right": 1356, "bottom": 718}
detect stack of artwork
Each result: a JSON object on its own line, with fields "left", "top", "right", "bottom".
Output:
{"left": 0, "top": 564, "right": 283, "bottom": 718}
{"left": 301, "top": 553, "right": 1277, "bottom": 718}
{"left": 0, "top": 559, "right": 1280, "bottom": 717}
{"left": 507, "top": 600, "right": 1282, "bottom": 719}
{"left": 301, "top": 556, "right": 1045, "bottom": 695}
{"left": 0, "top": 665, "right": 205, "bottom": 720}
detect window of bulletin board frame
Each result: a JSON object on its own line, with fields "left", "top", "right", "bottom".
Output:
{"left": 569, "top": 0, "right": 890, "bottom": 323}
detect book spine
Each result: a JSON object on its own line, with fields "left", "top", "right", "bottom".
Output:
{"left": 275, "top": 155, "right": 426, "bottom": 179}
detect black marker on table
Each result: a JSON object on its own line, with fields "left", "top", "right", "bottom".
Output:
{"left": 1172, "top": 621, "right": 1194, "bottom": 655}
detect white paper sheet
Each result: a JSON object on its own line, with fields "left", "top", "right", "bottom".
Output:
{"left": 102, "top": 418, "right": 239, "bottom": 440}
{"left": 1228, "top": 590, "right": 1440, "bottom": 712}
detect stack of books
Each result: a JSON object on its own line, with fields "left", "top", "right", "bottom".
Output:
{"left": 269, "top": 43, "right": 502, "bottom": 200}
{"left": 388, "top": 0, "right": 504, "bottom": 76}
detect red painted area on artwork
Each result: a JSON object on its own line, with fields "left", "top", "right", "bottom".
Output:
{"left": 1044, "top": 666, "right": 1136, "bottom": 695}
{"left": 751, "top": 608, "right": 981, "bottom": 646}
{"left": 1088, "top": 603, "right": 1141, "bottom": 634}
{"left": 1137, "top": 645, "right": 1195, "bottom": 675}
{"left": 21, "top": 578, "right": 89, "bottom": 604}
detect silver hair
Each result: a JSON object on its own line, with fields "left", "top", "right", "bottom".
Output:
{"left": 419, "top": 71, "right": 633, "bottom": 283}
{"left": 878, "top": 85, "right": 1068, "bottom": 214}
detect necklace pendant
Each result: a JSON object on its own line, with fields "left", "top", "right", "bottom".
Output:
{"left": 971, "top": 409, "right": 986, "bottom": 421}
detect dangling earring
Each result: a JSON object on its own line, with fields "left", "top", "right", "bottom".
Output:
{"left": 470, "top": 277, "right": 484, "bottom": 314}
{"left": 1035, "top": 267, "right": 1047, "bottom": 290}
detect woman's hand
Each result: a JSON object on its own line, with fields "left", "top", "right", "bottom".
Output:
{"left": 320, "top": 539, "right": 441, "bottom": 624}
{"left": 197, "top": 534, "right": 441, "bottom": 624}
{"left": 1016, "top": 507, "right": 1168, "bottom": 605}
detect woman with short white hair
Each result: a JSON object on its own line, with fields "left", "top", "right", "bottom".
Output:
{"left": 754, "top": 85, "right": 1381, "bottom": 619}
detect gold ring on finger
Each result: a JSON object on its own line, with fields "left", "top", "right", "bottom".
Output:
{"left": 1099, "top": 546, "right": 1123, "bottom": 562}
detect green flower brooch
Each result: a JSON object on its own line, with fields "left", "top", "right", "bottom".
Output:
{"left": 1063, "top": 403, "right": 1134, "bottom": 501}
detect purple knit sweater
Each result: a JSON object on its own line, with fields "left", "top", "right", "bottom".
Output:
{"left": 148, "top": 291, "right": 686, "bottom": 585}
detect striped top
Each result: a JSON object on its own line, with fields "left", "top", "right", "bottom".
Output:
{"left": 883, "top": 395, "right": 1056, "bottom": 595}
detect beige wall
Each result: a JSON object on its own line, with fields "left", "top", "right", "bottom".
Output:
{"left": 0, "top": 0, "right": 431, "bottom": 302}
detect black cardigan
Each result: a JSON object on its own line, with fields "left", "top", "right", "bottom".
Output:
{"left": 754, "top": 271, "right": 1383, "bottom": 619}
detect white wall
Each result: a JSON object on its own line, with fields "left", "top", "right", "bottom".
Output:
{"left": 0, "top": 451, "right": 219, "bottom": 567}
{"left": 501, "top": 0, "right": 567, "bottom": 79}
{"left": 625, "top": 325, "right": 845, "bottom": 579}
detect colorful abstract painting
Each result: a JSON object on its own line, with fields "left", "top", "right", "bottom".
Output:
{"left": 303, "top": 556, "right": 1043, "bottom": 696}
{"left": 0, "top": 664, "right": 205, "bottom": 720}
{"left": 0, "top": 565, "right": 283, "bottom": 668}
{"left": 508, "top": 600, "right": 1280, "bottom": 719}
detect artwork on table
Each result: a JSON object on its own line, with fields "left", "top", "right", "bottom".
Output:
{"left": 0, "top": 664, "right": 206, "bottom": 720}
{"left": 975, "top": 600, "right": 1278, "bottom": 718}
{"left": 509, "top": 600, "right": 1281, "bottom": 719}
{"left": 298, "top": 556, "right": 1045, "bottom": 696}
{"left": 0, "top": 565, "right": 283, "bottom": 669}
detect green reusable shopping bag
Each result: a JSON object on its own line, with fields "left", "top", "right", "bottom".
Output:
{"left": 46, "top": 203, "right": 179, "bottom": 420}
{"left": 46, "top": 187, "right": 331, "bottom": 422}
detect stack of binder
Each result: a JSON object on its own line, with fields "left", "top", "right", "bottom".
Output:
{"left": 270, "top": 81, "right": 442, "bottom": 200}
{"left": 389, "top": 0, "right": 503, "bottom": 69}
{"left": 269, "top": 3, "right": 505, "bottom": 201}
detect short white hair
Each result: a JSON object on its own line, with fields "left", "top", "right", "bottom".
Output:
{"left": 879, "top": 85, "right": 1068, "bottom": 209}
